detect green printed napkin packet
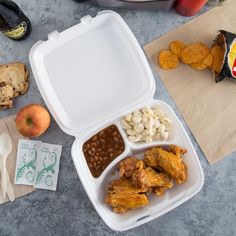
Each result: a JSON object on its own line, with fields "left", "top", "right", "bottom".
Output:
{"left": 15, "top": 140, "right": 42, "bottom": 185}
{"left": 34, "top": 143, "right": 62, "bottom": 191}
{"left": 15, "top": 139, "right": 62, "bottom": 191}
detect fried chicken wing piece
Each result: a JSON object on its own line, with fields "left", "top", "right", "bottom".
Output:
{"left": 131, "top": 167, "right": 173, "bottom": 190}
{"left": 106, "top": 178, "right": 149, "bottom": 213}
{"left": 108, "top": 178, "right": 148, "bottom": 194}
{"left": 168, "top": 145, "right": 187, "bottom": 157}
{"left": 105, "top": 192, "right": 149, "bottom": 212}
{"left": 118, "top": 156, "right": 145, "bottom": 178}
{"left": 144, "top": 146, "right": 187, "bottom": 184}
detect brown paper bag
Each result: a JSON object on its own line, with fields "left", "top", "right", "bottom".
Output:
{"left": 0, "top": 115, "right": 35, "bottom": 204}
{"left": 144, "top": 0, "right": 236, "bottom": 164}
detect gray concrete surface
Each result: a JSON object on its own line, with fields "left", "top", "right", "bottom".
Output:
{"left": 0, "top": 0, "right": 235, "bottom": 236}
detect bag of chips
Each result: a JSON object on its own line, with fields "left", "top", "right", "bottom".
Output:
{"left": 212, "top": 30, "right": 236, "bottom": 83}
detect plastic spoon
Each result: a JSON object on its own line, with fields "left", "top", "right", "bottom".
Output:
{"left": 0, "top": 133, "right": 13, "bottom": 199}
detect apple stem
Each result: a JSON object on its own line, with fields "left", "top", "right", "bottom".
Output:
{"left": 26, "top": 117, "right": 33, "bottom": 126}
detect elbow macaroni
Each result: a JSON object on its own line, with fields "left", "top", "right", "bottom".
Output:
{"left": 121, "top": 106, "right": 172, "bottom": 143}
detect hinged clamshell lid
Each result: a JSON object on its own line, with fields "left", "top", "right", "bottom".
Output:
{"left": 29, "top": 11, "right": 156, "bottom": 136}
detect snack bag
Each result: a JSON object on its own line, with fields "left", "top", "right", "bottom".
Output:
{"left": 213, "top": 30, "right": 236, "bottom": 82}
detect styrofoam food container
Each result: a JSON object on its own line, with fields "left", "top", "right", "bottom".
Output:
{"left": 29, "top": 11, "right": 204, "bottom": 231}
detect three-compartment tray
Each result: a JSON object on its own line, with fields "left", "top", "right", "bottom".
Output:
{"left": 29, "top": 11, "right": 204, "bottom": 231}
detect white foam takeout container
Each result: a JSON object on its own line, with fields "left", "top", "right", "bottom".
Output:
{"left": 29, "top": 11, "right": 204, "bottom": 231}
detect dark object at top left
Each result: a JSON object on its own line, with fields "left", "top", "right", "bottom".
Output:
{"left": 0, "top": 0, "right": 31, "bottom": 40}
{"left": 74, "top": 0, "right": 175, "bottom": 11}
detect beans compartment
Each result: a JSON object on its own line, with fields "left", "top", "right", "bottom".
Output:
{"left": 82, "top": 125, "right": 126, "bottom": 178}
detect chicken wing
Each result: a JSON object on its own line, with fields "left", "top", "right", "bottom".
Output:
{"left": 106, "top": 192, "right": 149, "bottom": 213}
{"left": 105, "top": 145, "right": 188, "bottom": 214}
{"left": 106, "top": 178, "right": 149, "bottom": 213}
{"left": 144, "top": 146, "right": 187, "bottom": 184}
{"left": 107, "top": 178, "right": 148, "bottom": 194}
{"left": 168, "top": 145, "right": 187, "bottom": 157}
{"left": 118, "top": 156, "right": 145, "bottom": 178}
{"left": 131, "top": 167, "right": 173, "bottom": 190}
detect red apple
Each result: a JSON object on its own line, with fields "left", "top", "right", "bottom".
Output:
{"left": 16, "top": 104, "right": 51, "bottom": 137}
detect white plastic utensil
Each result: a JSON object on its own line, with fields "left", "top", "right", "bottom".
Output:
{"left": 0, "top": 158, "right": 15, "bottom": 201}
{"left": 5, "top": 170, "right": 15, "bottom": 201}
{"left": 0, "top": 133, "right": 13, "bottom": 199}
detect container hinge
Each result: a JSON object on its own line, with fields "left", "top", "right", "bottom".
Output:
{"left": 48, "top": 31, "right": 59, "bottom": 41}
{"left": 80, "top": 15, "right": 92, "bottom": 25}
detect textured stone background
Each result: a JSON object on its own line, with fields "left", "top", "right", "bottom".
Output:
{"left": 0, "top": 0, "right": 235, "bottom": 236}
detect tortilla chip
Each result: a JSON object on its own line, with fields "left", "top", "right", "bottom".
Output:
{"left": 158, "top": 49, "right": 179, "bottom": 70}
{"left": 181, "top": 43, "right": 210, "bottom": 64}
{"left": 211, "top": 46, "right": 225, "bottom": 74}
{"left": 169, "top": 40, "right": 186, "bottom": 58}
{"left": 191, "top": 62, "right": 208, "bottom": 70}
{"left": 203, "top": 54, "right": 213, "bottom": 68}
